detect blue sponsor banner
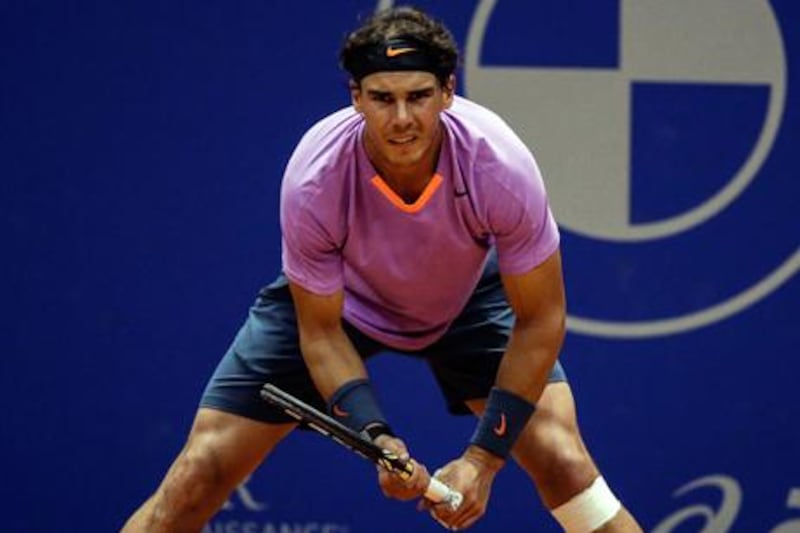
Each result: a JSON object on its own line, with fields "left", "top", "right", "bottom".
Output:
{"left": 2, "top": 1, "right": 797, "bottom": 531}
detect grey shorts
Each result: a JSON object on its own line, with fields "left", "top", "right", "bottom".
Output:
{"left": 200, "top": 256, "right": 567, "bottom": 423}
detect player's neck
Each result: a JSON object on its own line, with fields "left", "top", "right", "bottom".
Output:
{"left": 366, "top": 128, "right": 443, "bottom": 204}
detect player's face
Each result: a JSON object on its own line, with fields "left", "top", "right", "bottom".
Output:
{"left": 353, "top": 71, "right": 454, "bottom": 172}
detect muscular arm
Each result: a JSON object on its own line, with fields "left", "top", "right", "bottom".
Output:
{"left": 427, "top": 249, "right": 567, "bottom": 529}
{"left": 496, "top": 248, "right": 566, "bottom": 404}
{"left": 463, "top": 248, "right": 566, "bottom": 467}
{"left": 289, "top": 280, "right": 434, "bottom": 500}
{"left": 288, "top": 281, "right": 367, "bottom": 399}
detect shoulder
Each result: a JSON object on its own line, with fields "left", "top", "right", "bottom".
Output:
{"left": 444, "top": 96, "right": 513, "bottom": 135}
{"left": 443, "top": 97, "right": 537, "bottom": 174}
{"left": 443, "top": 96, "right": 543, "bottom": 194}
{"left": 287, "top": 106, "right": 362, "bottom": 176}
{"left": 282, "top": 105, "right": 362, "bottom": 205}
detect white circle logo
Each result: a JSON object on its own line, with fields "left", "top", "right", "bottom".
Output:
{"left": 465, "top": 0, "right": 787, "bottom": 242}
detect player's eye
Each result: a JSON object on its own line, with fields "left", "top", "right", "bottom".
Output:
{"left": 370, "top": 93, "right": 393, "bottom": 103}
{"left": 408, "top": 90, "right": 432, "bottom": 102}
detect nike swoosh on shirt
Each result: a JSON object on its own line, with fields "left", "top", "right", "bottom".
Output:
{"left": 332, "top": 404, "right": 349, "bottom": 418}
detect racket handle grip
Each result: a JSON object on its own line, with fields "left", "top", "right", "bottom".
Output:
{"left": 425, "top": 477, "right": 463, "bottom": 511}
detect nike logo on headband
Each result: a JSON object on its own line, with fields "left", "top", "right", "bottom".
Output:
{"left": 386, "top": 46, "right": 417, "bottom": 57}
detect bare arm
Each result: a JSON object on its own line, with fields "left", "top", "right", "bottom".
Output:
{"left": 289, "top": 280, "right": 433, "bottom": 500}
{"left": 464, "top": 248, "right": 566, "bottom": 465}
{"left": 459, "top": 249, "right": 566, "bottom": 472}
{"left": 288, "top": 281, "right": 367, "bottom": 399}
{"left": 429, "top": 249, "right": 566, "bottom": 529}
{"left": 495, "top": 248, "right": 566, "bottom": 404}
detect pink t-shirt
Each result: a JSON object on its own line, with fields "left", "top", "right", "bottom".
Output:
{"left": 281, "top": 96, "right": 559, "bottom": 350}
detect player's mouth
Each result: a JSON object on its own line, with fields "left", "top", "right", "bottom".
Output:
{"left": 388, "top": 135, "right": 416, "bottom": 146}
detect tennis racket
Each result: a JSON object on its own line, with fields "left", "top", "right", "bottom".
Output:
{"left": 260, "top": 383, "right": 463, "bottom": 511}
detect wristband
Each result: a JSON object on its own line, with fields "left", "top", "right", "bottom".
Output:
{"left": 327, "top": 379, "right": 391, "bottom": 438}
{"left": 469, "top": 387, "right": 536, "bottom": 459}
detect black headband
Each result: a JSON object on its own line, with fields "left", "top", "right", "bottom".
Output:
{"left": 345, "top": 37, "right": 450, "bottom": 82}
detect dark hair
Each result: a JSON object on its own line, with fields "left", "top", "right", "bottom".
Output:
{"left": 339, "top": 6, "right": 459, "bottom": 86}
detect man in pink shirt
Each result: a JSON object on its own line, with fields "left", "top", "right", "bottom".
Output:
{"left": 124, "top": 6, "right": 641, "bottom": 532}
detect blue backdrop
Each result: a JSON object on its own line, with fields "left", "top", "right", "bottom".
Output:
{"left": 2, "top": 1, "right": 798, "bottom": 531}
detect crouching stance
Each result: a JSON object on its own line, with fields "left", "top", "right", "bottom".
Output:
{"left": 123, "top": 6, "right": 641, "bottom": 532}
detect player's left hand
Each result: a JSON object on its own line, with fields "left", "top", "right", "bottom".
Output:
{"left": 374, "top": 434, "right": 431, "bottom": 501}
{"left": 421, "top": 445, "right": 505, "bottom": 530}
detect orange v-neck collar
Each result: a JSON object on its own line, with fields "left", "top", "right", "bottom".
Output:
{"left": 370, "top": 173, "right": 443, "bottom": 214}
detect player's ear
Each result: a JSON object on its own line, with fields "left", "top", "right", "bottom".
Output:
{"left": 349, "top": 79, "right": 363, "bottom": 113}
{"left": 442, "top": 75, "right": 456, "bottom": 109}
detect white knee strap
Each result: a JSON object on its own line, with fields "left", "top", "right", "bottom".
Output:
{"left": 551, "top": 476, "right": 622, "bottom": 532}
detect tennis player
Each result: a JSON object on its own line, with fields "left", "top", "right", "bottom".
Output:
{"left": 123, "top": 6, "right": 641, "bottom": 532}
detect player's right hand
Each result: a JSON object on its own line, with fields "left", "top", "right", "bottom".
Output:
{"left": 422, "top": 445, "right": 505, "bottom": 530}
{"left": 374, "top": 435, "right": 431, "bottom": 501}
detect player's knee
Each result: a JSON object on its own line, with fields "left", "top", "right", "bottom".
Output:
{"left": 157, "top": 430, "right": 233, "bottom": 514}
{"left": 514, "top": 416, "right": 597, "bottom": 503}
